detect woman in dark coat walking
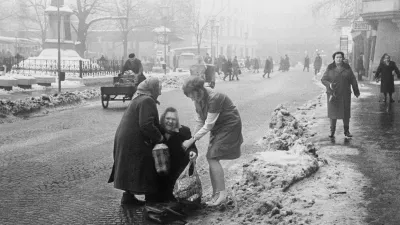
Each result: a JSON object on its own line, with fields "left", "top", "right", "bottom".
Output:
{"left": 108, "top": 77, "right": 164, "bottom": 205}
{"left": 321, "top": 52, "right": 360, "bottom": 138}
{"left": 263, "top": 57, "right": 273, "bottom": 78}
{"left": 374, "top": 53, "right": 400, "bottom": 103}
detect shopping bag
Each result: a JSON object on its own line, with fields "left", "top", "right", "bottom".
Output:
{"left": 152, "top": 144, "right": 170, "bottom": 174}
{"left": 173, "top": 160, "right": 202, "bottom": 203}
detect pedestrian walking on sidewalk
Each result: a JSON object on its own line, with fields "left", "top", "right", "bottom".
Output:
{"left": 321, "top": 51, "right": 360, "bottom": 138}
{"left": 314, "top": 53, "right": 322, "bottom": 75}
{"left": 182, "top": 76, "right": 243, "bottom": 207}
{"left": 374, "top": 53, "right": 400, "bottom": 103}
{"left": 263, "top": 56, "right": 273, "bottom": 78}
{"left": 108, "top": 77, "right": 165, "bottom": 205}
{"left": 232, "top": 56, "right": 240, "bottom": 81}
{"left": 303, "top": 55, "right": 310, "bottom": 72}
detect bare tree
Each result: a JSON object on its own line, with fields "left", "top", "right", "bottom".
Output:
{"left": 114, "top": 0, "right": 155, "bottom": 60}
{"left": 71, "top": 0, "right": 125, "bottom": 57}
{"left": 17, "top": 0, "right": 49, "bottom": 45}
{"left": 312, "top": 0, "right": 356, "bottom": 19}
{"left": 188, "top": 0, "right": 227, "bottom": 54}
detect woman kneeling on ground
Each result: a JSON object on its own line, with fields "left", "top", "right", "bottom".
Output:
{"left": 181, "top": 76, "right": 243, "bottom": 207}
{"left": 158, "top": 107, "right": 198, "bottom": 202}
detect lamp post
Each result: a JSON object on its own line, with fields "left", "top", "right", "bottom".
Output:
{"left": 215, "top": 22, "right": 220, "bottom": 58}
{"left": 57, "top": 0, "right": 61, "bottom": 92}
{"left": 210, "top": 17, "right": 215, "bottom": 64}
{"left": 244, "top": 31, "right": 248, "bottom": 58}
{"left": 161, "top": 5, "right": 169, "bottom": 75}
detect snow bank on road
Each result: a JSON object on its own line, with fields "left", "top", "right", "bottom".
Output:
{"left": 0, "top": 89, "right": 100, "bottom": 118}
{"left": 201, "top": 97, "right": 326, "bottom": 225}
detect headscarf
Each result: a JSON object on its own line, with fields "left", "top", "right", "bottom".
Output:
{"left": 133, "top": 77, "right": 161, "bottom": 104}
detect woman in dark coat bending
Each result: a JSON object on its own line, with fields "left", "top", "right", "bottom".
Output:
{"left": 321, "top": 52, "right": 360, "bottom": 138}
{"left": 108, "top": 77, "right": 164, "bottom": 205}
{"left": 158, "top": 107, "right": 198, "bottom": 201}
{"left": 374, "top": 53, "right": 400, "bottom": 103}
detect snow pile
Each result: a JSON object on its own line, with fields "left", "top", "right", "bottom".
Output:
{"left": 0, "top": 89, "right": 100, "bottom": 116}
{"left": 262, "top": 104, "right": 307, "bottom": 151}
{"left": 203, "top": 102, "right": 325, "bottom": 225}
{"left": 147, "top": 73, "right": 190, "bottom": 89}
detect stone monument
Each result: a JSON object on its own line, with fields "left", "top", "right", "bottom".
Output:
{"left": 36, "top": 0, "right": 83, "bottom": 60}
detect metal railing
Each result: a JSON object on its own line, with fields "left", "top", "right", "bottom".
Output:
{"left": 8, "top": 58, "right": 124, "bottom": 77}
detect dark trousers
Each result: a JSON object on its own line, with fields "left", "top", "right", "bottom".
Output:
{"left": 223, "top": 71, "right": 232, "bottom": 81}
{"left": 314, "top": 68, "right": 320, "bottom": 75}
{"left": 330, "top": 118, "right": 349, "bottom": 128}
{"left": 303, "top": 66, "right": 309, "bottom": 72}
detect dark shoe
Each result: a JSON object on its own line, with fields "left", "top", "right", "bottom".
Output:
{"left": 344, "top": 131, "right": 353, "bottom": 138}
{"left": 121, "top": 192, "right": 145, "bottom": 205}
{"left": 329, "top": 126, "right": 336, "bottom": 138}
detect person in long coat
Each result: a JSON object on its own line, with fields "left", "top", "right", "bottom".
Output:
{"left": 181, "top": 76, "right": 243, "bottom": 207}
{"left": 108, "top": 77, "right": 165, "bottom": 205}
{"left": 232, "top": 56, "right": 240, "bottom": 81}
{"left": 314, "top": 53, "right": 322, "bottom": 75}
{"left": 321, "top": 51, "right": 360, "bottom": 138}
{"left": 263, "top": 57, "right": 273, "bottom": 78}
{"left": 374, "top": 53, "right": 400, "bottom": 103}
{"left": 303, "top": 55, "right": 310, "bottom": 72}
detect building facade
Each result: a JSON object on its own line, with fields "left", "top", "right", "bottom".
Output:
{"left": 195, "top": 0, "right": 257, "bottom": 59}
{"left": 360, "top": 0, "right": 400, "bottom": 78}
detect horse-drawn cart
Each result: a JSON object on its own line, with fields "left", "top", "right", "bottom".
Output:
{"left": 100, "top": 75, "right": 137, "bottom": 108}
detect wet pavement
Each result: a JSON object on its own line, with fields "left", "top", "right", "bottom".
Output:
{"left": 313, "top": 81, "right": 400, "bottom": 225}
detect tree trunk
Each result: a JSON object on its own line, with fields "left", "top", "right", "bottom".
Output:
{"left": 122, "top": 31, "right": 128, "bottom": 61}
{"left": 77, "top": 21, "right": 87, "bottom": 58}
{"left": 197, "top": 43, "right": 201, "bottom": 55}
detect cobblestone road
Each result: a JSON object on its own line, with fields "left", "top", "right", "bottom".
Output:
{"left": 0, "top": 68, "right": 321, "bottom": 224}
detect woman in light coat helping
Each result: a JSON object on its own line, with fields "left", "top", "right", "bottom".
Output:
{"left": 181, "top": 76, "right": 243, "bottom": 206}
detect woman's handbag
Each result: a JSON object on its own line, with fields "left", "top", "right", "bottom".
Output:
{"left": 152, "top": 143, "right": 170, "bottom": 174}
{"left": 173, "top": 159, "right": 202, "bottom": 203}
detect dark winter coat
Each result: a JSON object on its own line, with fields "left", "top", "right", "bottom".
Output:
{"left": 375, "top": 61, "right": 400, "bottom": 93}
{"left": 304, "top": 56, "right": 310, "bottom": 67}
{"left": 108, "top": 95, "right": 163, "bottom": 194}
{"left": 121, "top": 58, "right": 142, "bottom": 74}
{"left": 254, "top": 58, "right": 260, "bottom": 69}
{"left": 321, "top": 62, "right": 360, "bottom": 119}
{"left": 264, "top": 59, "right": 272, "bottom": 73}
{"left": 314, "top": 56, "right": 322, "bottom": 70}
{"left": 158, "top": 125, "right": 198, "bottom": 198}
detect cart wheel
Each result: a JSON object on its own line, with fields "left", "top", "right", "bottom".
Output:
{"left": 101, "top": 94, "right": 109, "bottom": 108}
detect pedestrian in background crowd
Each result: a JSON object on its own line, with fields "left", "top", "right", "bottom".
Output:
{"left": 314, "top": 53, "right": 322, "bottom": 75}
{"left": 263, "top": 56, "right": 273, "bottom": 78}
{"left": 303, "top": 55, "right": 310, "bottom": 72}
{"left": 356, "top": 53, "right": 365, "bottom": 80}
{"left": 374, "top": 53, "right": 400, "bottom": 103}
{"left": 321, "top": 51, "right": 360, "bottom": 139}
{"left": 253, "top": 57, "right": 259, "bottom": 73}
{"left": 108, "top": 77, "right": 165, "bottom": 205}
{"left": 182, "top": 76, "right": 243, "bottom": 207}
{"left": 232, "top": 56, "right": 240, "bottom": 81}
{"left": 204, "top": 53, "right": 212, "bottom": 64}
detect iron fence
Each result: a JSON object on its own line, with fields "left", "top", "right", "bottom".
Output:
{"left": 8, "top": 58, "right": 124, "bottom": 77}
